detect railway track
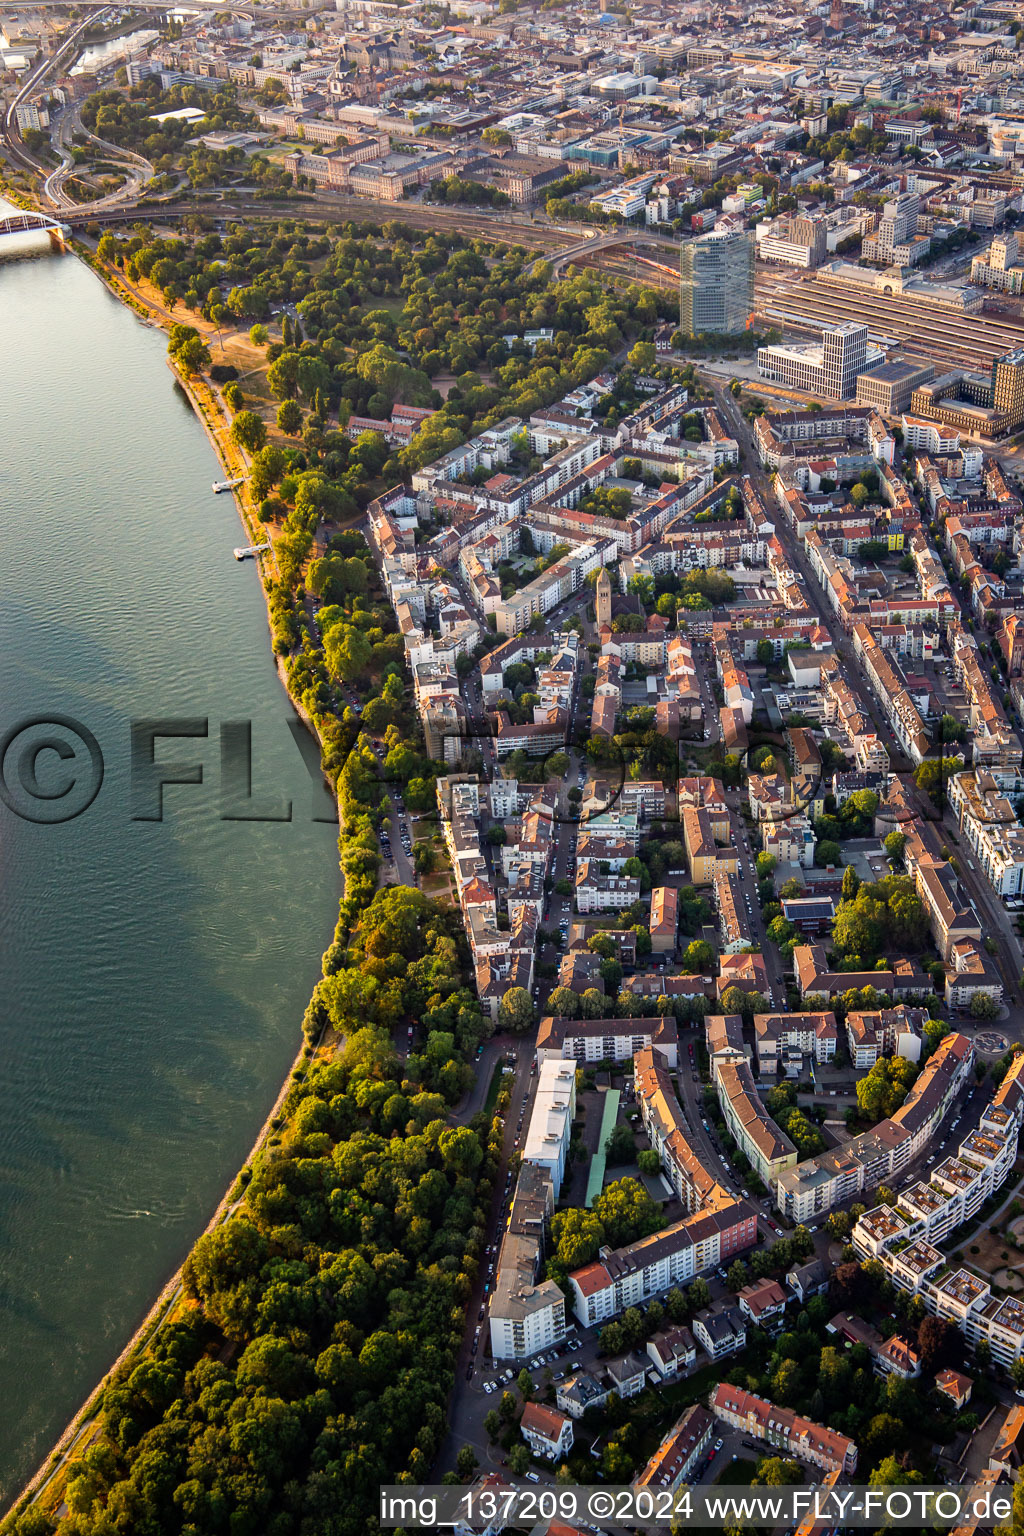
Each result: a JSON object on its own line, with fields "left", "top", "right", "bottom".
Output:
{"left": 755, "top": 271, "right": 1024, "bottom": 369}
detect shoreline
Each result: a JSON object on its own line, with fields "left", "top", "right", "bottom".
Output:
{"left": 1, "top": 244, "right": 341, "bottom": 1529}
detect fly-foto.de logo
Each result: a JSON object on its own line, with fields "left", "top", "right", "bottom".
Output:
{"left": 0, "top": 716, "right": 338, "bottom": 824}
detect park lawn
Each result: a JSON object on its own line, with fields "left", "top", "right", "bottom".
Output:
{"left": 659, "top": 1364, "right": 726, "bottom": 1413}
{"left": 714, "top": 1457, "right": 758, "bottom": 1486}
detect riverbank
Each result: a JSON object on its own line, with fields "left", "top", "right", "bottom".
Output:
{"left": 10, "top": 1020, "right": 331, "bottom": 1520}
{"left": 0, "top": 247, "right": 343, "bottom": 1531}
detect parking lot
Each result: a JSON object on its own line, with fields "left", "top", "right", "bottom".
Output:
{"left": 479, "top": 1330, "right": 587, "bottom": 1397}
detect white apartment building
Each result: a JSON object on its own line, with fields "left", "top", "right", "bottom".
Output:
{"left": 536, "top": 1015, "right": 679, "bottom": 1069}
{"left": 522, "top": 1060, "right": 576, "bottom": 1198}
{"left": 900, "top": 416, "right": 961, "bottom": 455}
{"left": 850, "top": 1056, "right": 1024, "bottom": 1365}
{"left": 489, "top": 1232, "right": 568, "bottom": 1361}
{"left": 493, "top": 545, "right": 601, "bottom": 637}
{"left": 575, "top": 865, "right": 641, "bottom": 913}
{"left": 948, "top": 769, "right": 1024, "bottom": 897}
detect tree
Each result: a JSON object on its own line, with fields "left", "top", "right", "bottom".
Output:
{"left": 628, "top": 340, "right": 657, "bottom": 372}
{"left": 682, "top": 939, "right": 715, "bottom": 974}
{"left": 174, "top": 334, "right": 211, "bottom": 376}
{"left": 277, "top": 398, "right": 303, "bottom": 435}
{"left": 580, "top": 987, "right": 606, "bottom": 1019}
{"left": 970, "top": 992, "right": 999, "bottom": 1019}
{"left": 816, "top": 839, "right": 842, "bottom": 868}
{"left": 517, "top": 1368, "right": 535, "bottom": 1399}
{"left": 883, "top": 830, "right": 906, "bottom": 863}
{"left": 499, "top": 988, "right": 534, "bottom": 1033}
{"left": 232, "top": 410, "right": 267, "bottom": 454}
{"left": 756, "top": 639, "right": 774, "bottom": 664}
{"left": 753, "top": 1457, "right": 802, "bottom": 1486}
{"left": 869, "top": 1454, "right": 921, "bottom": 1489}
{"left": 456, "top": 1445, "right": 478, "bottom": 1479}
{"left": 917, "top": 1315, "right": 958, "bottom": 1371}
{"left": 842, "top": 865, "right": 860, "bottom": 901}
{"left": 508, "top": 1443, "right": 530, "bottom": 1475}
{"left": 605, "top": 1122, "right": 636, "bottom": 1165}
{"left": 914, "top": 757, "right": 963, "bottom": 811}
{"left": 637, "top": 1149, "right": 660, "bottom": 1175}
{"left": 727, "top": 1259, "right": 749, "bottom": 1292}
{"left": 593, "top": 1177, "right": 663, "bottom": 1247}
{"left": 856, "top": 1057, "right": 917, "bottom": 1122}
{"left": 325, "top": 624, "right": 372, "bottom": 683}
{"left": 547, "top": 986, "right": 580, "bottom": 1019}
{"left": 770, "top": 1357, "right": 802, "bottom": 1405}
{"left": 484, "top": 1409, "right": 500, "bottom": 1441}
{"left": 413, "top": 843, "right": 435, "bottom": 876}
{"left": 688, "top": 1276, "right": 711, "bottom": 1311}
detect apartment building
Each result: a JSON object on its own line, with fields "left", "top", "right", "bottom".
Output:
{"left": 646, "top": 1326, "right": 698, "bottom": 1382}
{"left": 635, "top": 1047, "right": 727, "bottom": 1212}
{"left": 777, "top": 1033, "right": 975, "bottom": 1220}
{"left": 948, "top": 769, "right": 1024, "bottom": 897}
{"left": 945, "top": 938, "right": 1004, "bottom": 1009}
{"left": 715, "top": 869, "right": 754, "bottom": 953}
{"left": 568, "top": 1201, "right": 756, "bottom": 1326}
{"left": 845, "top": 1006, "right": 927, "bottom": 1069}
{"left": 520, "top": 1403, "right": 574, "bottom": 1460}
{"left": 913, "top": 860, "right": 983, "bottom": 962}
{"left": 536, "top": 1015, "right": 678, "bottom": 1068}
{"left": 575, "top": 863, "right": 641, "bottom": 913}
{"left": 715, "top": 1057, "right": 798, "bottom": 1186}
{"left": 710, "top": 1385, "right": 858, "bottom": 1474}
{"left": 649, "top": 886, "right": 679, "bottom": 953}
{"left": 753, "top": 1012, "right": 838, "bottom": 1077}
{"left": 634, "top": 1405, "right": 713, "bottom": 1494}
{"left": 794, "top": 944, "right": 929, "bottom": 1001}
{"left": 488, "top": 1165, "right": 567, "bottom": 1362}
{"left": 493, "top": 545, "right": 600, "bottom": 635}
{"left": 692, "top": 1305, "right": 747, "bottom": 1361}
{"left": 682, "top": 805, "right": 738, "bottom": 885}
{"left": 522, "top": 1060, "right": 576, "bottom": 1198}
{"left": 851, "top": 1058, "right": 1024, "bottom": 1363}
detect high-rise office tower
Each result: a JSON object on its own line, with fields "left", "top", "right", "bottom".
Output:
{"left": 679, "top": 227, "right": 755, "bottom": 336}
{"left": 822, "top": 323, "right": 869, "bottom": 399}
{"left": 992, "top": 348, "right": 1024, "bottom": 426}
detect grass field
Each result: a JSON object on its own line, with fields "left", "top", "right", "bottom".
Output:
{"left": 714, "top": 1457, "right": 758, "bottom": 1486}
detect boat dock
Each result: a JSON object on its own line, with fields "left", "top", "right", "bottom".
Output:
{"left": 233, "top": 543, "right": 271, "bottom": 561}
{"left": 213, "top": 477, "right": 244, "bottom": 494}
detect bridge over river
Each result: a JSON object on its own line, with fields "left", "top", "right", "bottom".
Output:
{"left": 0, "top": 209, "right": 70, "bottom": 255}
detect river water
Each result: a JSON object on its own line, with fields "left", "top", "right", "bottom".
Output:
{"left": 0, "top": 246, "right": 340, "bottom": 1504}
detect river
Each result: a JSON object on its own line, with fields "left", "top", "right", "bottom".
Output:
{"left": 0, "top": 246, "right": 340, "bottom": 1505}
